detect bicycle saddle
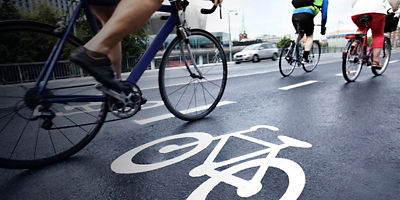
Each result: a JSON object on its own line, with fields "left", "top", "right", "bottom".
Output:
{"left": 358, "top": 15, "right": 372, "bottom": 24}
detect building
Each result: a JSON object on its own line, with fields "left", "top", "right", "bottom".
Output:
{"left": 258, "top": 34, "right": 288, "bottom": 44}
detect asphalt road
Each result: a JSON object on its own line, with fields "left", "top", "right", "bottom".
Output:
{"left": 1, "top": 51, "right": 400, "bottom": 200}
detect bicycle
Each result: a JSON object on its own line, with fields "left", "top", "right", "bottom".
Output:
{"left": 278, "top": 25, "right": 321, "bottom": 77}
{"left": 342, "top": 15, "right": 392, "bottom": 82}
{"left": 0, "top": 0, "right": 227, "bottom": 169}
{"left": 111, "top": 125, "right": 312, "bottom": 199}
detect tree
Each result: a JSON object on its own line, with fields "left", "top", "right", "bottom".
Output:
{"left": 0, "top": 0, "right": 20, "bottom": 20}
{"left": 277, "top": 36, "right": 291, "bottom": 48}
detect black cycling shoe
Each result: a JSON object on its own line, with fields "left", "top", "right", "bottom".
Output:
{"left": 70, "top": 46, "right": 124, "bottom": 93}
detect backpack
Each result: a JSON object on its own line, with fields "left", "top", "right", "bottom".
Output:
{"left": 292, "top": 0, "right": 313, "bottom": 8}
{"left": 292, "top": 0, "right": 323, "bottom": 8}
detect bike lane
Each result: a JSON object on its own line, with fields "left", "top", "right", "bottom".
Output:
{"left": 1, "top": 52, "right": 400, "bottom": 199}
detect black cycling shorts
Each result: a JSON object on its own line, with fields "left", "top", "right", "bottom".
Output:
{"left": 292, "top": 13, "right": 315, "bottom": 36}
{"left": 87, "top": 0, "right": 120, "bottom": 6}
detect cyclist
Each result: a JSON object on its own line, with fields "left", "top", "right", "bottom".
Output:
{"left": 70, "top": 0, "right": 223, "bottom": 93}
{"left": 291, "top": 0, "right": 328, "bottom": 64}
{"left": 351, "top": 0, "right": 400, "bottom": 70}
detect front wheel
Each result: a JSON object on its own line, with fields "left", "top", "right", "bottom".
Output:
{"left": 279, "top": 40, "right": 296, "bottom": 77}
{"left": 342, "top": 39, "right": 363, "bottom": 82}
{"left": 371, "top": 37, "right": 391, "bottom": 76}
{"left": 303, "top": 41, "right": 321, "bottom": 72}
{"left": 158, "top": 29, "right": 228, "bottom": 121}
{"left": 252, "top": 55, "right": 260, "bottom": 63}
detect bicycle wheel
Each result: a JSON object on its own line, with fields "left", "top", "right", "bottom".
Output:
{"left": 0, "top": 20, "right": 108, "bottom": 169}
{"left": 303, "top": 41, "right": 321, "bottom": 72}
{"left": 159, "top": 29, "right": 228, "bottom": 121}
{"left": 111, "top": 132, "right": 213, "bottom": 174}
{"left": 342, "top": 39, "right": 363, "bottom": 82}
{"left": 371, "top": 37, "right": 391, "bottom": 76}
{"left": 279, "top": 40, "right": 296, "bottom": 77}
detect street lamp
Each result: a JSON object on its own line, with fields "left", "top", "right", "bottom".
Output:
{"left": 228, "top": 9, "right": 238, "bottom": 62}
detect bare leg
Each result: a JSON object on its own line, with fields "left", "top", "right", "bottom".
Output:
{"left": 85, "top": 0, "right": 163, "bottom": 55}
{"left": 90, "top": 5, "right": 122, "bottom": 79}
{"left": 304, "top": 35, "right": 313, "bottom": 51}
{"left": 372, "top": 48, "right": 382, "bottom": 63}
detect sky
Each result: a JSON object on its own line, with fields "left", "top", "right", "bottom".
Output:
{"left": 199, "top": 0, "right": 356, "bottom": 40}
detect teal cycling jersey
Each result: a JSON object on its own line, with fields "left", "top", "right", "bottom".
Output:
{"left": 293, "top": 0, "right": 328, "bottom": 31}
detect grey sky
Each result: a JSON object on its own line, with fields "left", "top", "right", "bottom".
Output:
{"left": 204, "top": 0, "right": 355, "bottom": 40}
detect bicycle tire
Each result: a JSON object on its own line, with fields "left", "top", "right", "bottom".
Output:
{"left": 371, "top": 37, "right": 391, "bottom": 76}
{"left": 303, "top": 41, "right": 321, "bottom": 72}
{"left": 111, "top": 132, "right": 213, "bottom": 174}
{"left": 0, "top": 20, "right": 108, "bottom": 169}
{"left": 158, "top": 29, "right": 228, "bottom": 121}
{"left": 279, "top": 40, "right": 296, "bottom": 77}
{"left": 342, "top": 39, "right": 363, "bottom": 82}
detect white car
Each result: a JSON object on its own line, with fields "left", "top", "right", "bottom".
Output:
{"left": 234, "top": 43, "right": 279, "bottom": 64}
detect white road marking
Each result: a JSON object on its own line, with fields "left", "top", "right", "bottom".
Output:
{"left": 389, "top": 60, "right": 399, "bottom": 64}
{"left": 279, "top": 80, "right": 318, "bottom": 91}
{"left": 335, "top": 73, "right": 342, "bottom": 77}
{"left": 134, "top": 101, "right": 236, "bottom": 125}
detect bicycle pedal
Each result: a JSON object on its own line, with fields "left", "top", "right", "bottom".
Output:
{"left": 95, "top": 84, "right": 128, "bottom": 103}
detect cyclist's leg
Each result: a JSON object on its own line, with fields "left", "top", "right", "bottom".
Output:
{"left": 90, "top": 5, "right": 122, "bottom": 79}
{"left": 85, "top": 0, "right": 163, "bottom": 54}
{"left": 369, "top": 13, "right": 386, "bottom": 67}
{"left": 301, "top": 14, "right": 314, "bottom": 62}
{"left": 70, "top": 0, "right": 163, "bottom": 92}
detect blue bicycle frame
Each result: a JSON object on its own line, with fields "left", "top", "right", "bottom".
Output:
{"left": 41, "top": 0, "right": 181, "bottom": 104}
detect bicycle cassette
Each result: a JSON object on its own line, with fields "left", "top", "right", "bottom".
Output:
{"left": 108, "top": 82, "right": 142, "bottom": 119}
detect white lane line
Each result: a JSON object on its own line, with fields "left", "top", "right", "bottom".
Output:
{"left": 279, "top": 80, "right": 318, "bottom": 91}
{"left": 389, "top": 60, "right": 399, "bottom": 64}
{"left": 134, "top": 101, "right": 236, "bottom": 125}
{"left": 335, "top": 73, "right": 342, "bottom": 76}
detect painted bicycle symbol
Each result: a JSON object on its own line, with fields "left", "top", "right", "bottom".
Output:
{"left": 111, "top": 125, "right": 312, "bottom": 200}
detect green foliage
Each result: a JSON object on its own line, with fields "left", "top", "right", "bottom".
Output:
{"left": 122, "top": 29, "right": 148, "bottom": 59}
{"left": 0, "top": 0, "right": 20, "bottom": 20}
{"left": 277, "top": 36, "right": 291, "bottom": 48}
{"left": 368, "top": 37, "right": 373, "bottom": 46}
{"left": 22, "top": 2, "right": 62, "bottom": 24}
{"left": 320, "top": 41, "right": 328, "bottom": 47}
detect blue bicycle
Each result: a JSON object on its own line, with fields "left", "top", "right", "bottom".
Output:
{"left": 0, "top": 0, "right": 227, "bottom": 168}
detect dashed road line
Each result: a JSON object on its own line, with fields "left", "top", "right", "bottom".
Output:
{"left": 279, "top": 80, "right": 318, "bottom": 90}
{"left": 134, "top": 101, "right": 236, "bottom": 125}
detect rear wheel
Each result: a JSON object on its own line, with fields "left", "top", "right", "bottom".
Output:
{"left": 0, "top": 20, "right": 108, "bottom": 169}
{"left": 371, "top": 37, "right": 391, "bottom": 76}
{"left": 303, "top": 41, "right": 321, "bottom": 72}
{"left": 279, "top": 40, "right": 296, "bottom": 77}
{"left": 158, "top": 29, "right": 228, "bottom": 121}
{"left": 342, "top": 39, "right": 363, "bottom": 82}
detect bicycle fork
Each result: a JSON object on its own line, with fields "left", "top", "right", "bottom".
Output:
{"left": 177, "top": 26, "right": 204, "bottom": 79}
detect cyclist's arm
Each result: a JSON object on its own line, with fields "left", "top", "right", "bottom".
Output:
{"left": 388, "top": 0, "right": 400, "bottom": 12}
{"left": 321, "top": 0, "right": 329, "bottom": 35}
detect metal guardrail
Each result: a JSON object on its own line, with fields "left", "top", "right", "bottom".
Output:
{"left": 0, "top": 47, "right": 347, "bottom": 85}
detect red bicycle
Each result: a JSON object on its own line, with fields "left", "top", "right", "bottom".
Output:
{"left": 342, "top": 15, "right": 392, "bottom": 82}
